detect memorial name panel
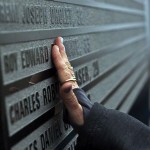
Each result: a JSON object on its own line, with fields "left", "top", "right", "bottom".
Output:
{"left": 1, "top": 35, "right": 91, "bottom": 85}
{"left": 0, "top": 0, "right": 148, "bottom": 149}
{"left": 1, "top": 31, "right": 145, "bottom": 85}
{"left": 105, "top": 62, "right": 148, "bottom": 109}
{"left": 85, "top": 48, "right": 147, "bottom": 104}
{"left": 119, "top": 71, "right": 149, "bottom": 113}
{"left": 4, "top": 37, "right": 146, "bottom": 135}
{"left": 5, "top": 55, "right": 101, "bottom": 134}
{"left": 11, "top": 113, "right": 72, "bottom": 150}
{"left": 5, "top": 77, "right": 59, "bottom": 136}
{"left": 0, "top": 1, "right": 144, "bottom": 32}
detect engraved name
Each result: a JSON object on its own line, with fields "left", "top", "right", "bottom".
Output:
{"left": 23, "top": 121, "right": 71, "bottom": 150}
{"left": 67, "top": 139, "right": 77, "bottom": 150}
{"left": 0, "top": 3, "right": 19, "bottom": 23}
{"left": 0, "top": 3, "right": 86, "bottom": 26}
{"left": 75, "top": 60, "right": 100, "bottom": 86}
{"left": 40, "top": 120, "right": 63, "bottom": 150}
{"left": 75, "top": 65, "right": 90, "bottom": 86}
{"left": 64, "top": 36, "right": 91, "bottom": 59}
{"left": 9, "top": 81, "right": 59, "bottom": 125}
{"left": 4, "top": 52, "right": 18, "bottom": 73}
{"left": 21, "top": 46, "right": 49, "bottom": 69}
{"left": 10, "top": 91, "right": 40, "bottom": 124}
{"left": 22, "top": 5, "right": 48, "bottom": 24}
{"left": 3, "top": 45, "right": 49, "bottom": 74}
{"left": 49, "top": 6, "right": 72, "bottom": 25}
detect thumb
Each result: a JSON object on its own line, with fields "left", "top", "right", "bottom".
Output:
{"left": 60, "top": 82, "right": 84, "bottom": 125}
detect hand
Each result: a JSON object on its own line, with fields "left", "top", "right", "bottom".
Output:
{"left": 52, "top": 37, "right": 84, "bottom": 126}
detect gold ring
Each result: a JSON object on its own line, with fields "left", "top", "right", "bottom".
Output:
{"left": 29, "top": 81, "right": 35, "bottom": 85}
{"left": 71, "top": 73, "right": 76, "bottom": 78}
{"left": 68, "top": 66, "right": 73, "bottom": 70}
{"left": 65, "top": 62, "right": 72, "bottom": 67}
{"left": 61, "top": 77, "right": 77, "bottom": 84}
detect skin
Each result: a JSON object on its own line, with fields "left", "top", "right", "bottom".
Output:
{"left": 52, "top": 37, "right": 84, "bottom": 126}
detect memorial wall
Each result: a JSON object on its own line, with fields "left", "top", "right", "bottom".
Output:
{"left": 0, "top": 0, "right": 149, "bottom": 149}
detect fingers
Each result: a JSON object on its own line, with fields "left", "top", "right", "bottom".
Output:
{"left": 55, "top": 37, "right": 70, "bottom": 64}
{"left": 60, "top": 82, "right": 84, "bottom": 125}
{"left": 52, "top": 37, "right": 83, "bottom": 126}
{"left": 52, "top": 40, "right": 79, "bottom": 89}
{"left": 51, "top": 45, "right": 65, "bottom": 71}
{"left": 52, "top": 45, "right": 71, "bottom": 81}
{"left": 60, "top": 82, "right": 79, "bottom": 110}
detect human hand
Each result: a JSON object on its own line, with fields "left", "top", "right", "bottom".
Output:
{"left": 52, "top": 37, "right": 84, "bottom": 126}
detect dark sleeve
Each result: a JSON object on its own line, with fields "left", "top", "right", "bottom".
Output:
{"left": 75, "top": 103, "right": 150, "bottom": 150}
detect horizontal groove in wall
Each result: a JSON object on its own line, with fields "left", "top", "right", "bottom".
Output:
{"left": 119, "top": 73, "right": 148, "bottom": 113}
{"left": 82, "top": 52, "right": 133, "bottom": 92}
{"left": 116, "top": 69, "right": 148, "bottom": 111}
{"left": 82, "top": 46, "right": 147, "bottom": 94}
{"left": 100, "top": 50, "right": 147, "bottom": 105}
{"left": 54, "top": 130, "right": 77, "bottom": 150}
{"left": 71, "top": 34, "right": 145, "bottom": 66}
{"left": 0, "top": 23, "right": 145, "bottom": 44}
{"left": 119, "top": 72, "right": 148, "bottom": 113}
{"left": 4, "top": 32, "right": 144, "bottom": 92}
{"left": 2, "top": 34, "right": 145, "bottom": 86}
{"left": 104, "top": 62, "right": 147, "bottom": 109}
{"left": 54, "top": 0, "right": 144, "bottom": 15}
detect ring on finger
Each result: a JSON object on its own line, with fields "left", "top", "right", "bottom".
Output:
{"left": 71, "top": 72, "right": 76, "bottom": 78}
{"left": 65, "top": 62, "right": 72, "bottom": 68}
{"left": 68, "top": 66, "right": 73, "bottom": 70}
{"left": 61, "top": 77, "right": 77, "bottom": 85}
{"left": 65, "top": 62, "right": 74, "bottom": 71}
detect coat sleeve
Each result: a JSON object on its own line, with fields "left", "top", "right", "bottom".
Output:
{"left": 75, "top": 102, "right": 150, "bottom": 150}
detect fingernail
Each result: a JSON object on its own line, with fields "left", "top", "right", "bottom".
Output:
{"left": 60, "top": 37, "right": 63, "bottom": 43}
{"left": 64, "top": 86, "right": 72, "bottom": 93}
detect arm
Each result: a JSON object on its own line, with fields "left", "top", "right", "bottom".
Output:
{"left": 52, "top": 37, "right": 150, "bottom": 150}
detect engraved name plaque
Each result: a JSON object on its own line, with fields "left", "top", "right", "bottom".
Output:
{"left": 0, "top": 0, "right": 149, "bottom": 150}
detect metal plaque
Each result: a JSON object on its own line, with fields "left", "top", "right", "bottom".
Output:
{"left": 0, "top": 0, "right": 149, "bottom": 149}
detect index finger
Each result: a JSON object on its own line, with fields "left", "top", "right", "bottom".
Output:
{"left": 55, "top": 37, "right": 68, "bottom": 62}
{"left": 52, "top": 45, "right": 73, "bottom": 83}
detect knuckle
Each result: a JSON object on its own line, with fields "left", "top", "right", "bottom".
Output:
{"left": 52, "top": 51, "right": 58, "bottom": 60}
